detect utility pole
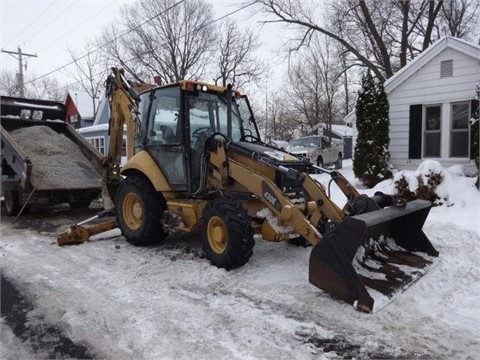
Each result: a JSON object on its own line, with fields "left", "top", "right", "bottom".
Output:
{"left": 1, "top": 47, "right": 37, "bottom": 97}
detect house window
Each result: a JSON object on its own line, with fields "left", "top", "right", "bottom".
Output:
{"left": 86, "top": 137, "right": 106, "bottom": 155}
{"left": 440, "top": 60, "right": 453, "bottom": 77}
{"left": 450, "top": 102, "right": 470, "bottom": 157}
{"left": 424, "top": 105, "right": 441, "bottom": 157}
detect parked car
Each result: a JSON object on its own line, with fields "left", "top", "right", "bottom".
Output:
{"left": 286, "top": 135, "right": 344, "bottom": 170}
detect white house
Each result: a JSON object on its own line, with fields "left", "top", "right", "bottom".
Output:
{"left": 346, "top": 36, "right": 480, "bottom": 173}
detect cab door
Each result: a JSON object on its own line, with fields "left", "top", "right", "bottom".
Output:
{"left": 144, "top": 86, "right": 188, "bottom": 191}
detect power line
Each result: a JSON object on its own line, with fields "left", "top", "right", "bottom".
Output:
{"left": 119, "top": 2, "right": 256, "bottom": 74}
{"left": 36, "top": 0, "right": 118, "bottom": 54}
{"left": 4, "top": 0, "right": 59, "bottom": 47}
{"left": 25, "top": 0, "right": 186, "bottom": 85}
{"left": 22, "top": 1, "right": 81, "bottom": 45}
{"left": 209, "top": 1, "right": 255, "bottom": 24}
{"left": 33, "top": 1, "right": 255, "bottom": 89}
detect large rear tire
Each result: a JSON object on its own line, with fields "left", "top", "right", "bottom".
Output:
{"left": 116, "top": 174, "right": 168, "bottom": 246}
{"left": 200, "top": 198, "right": 255, "bottom": 270}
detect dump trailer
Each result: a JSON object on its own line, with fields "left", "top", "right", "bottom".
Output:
{"left": 58, "top": 68, "right": 439, "bottom": 312}
{"left": 1, "top": 96, "right": 103, "bottom": 216}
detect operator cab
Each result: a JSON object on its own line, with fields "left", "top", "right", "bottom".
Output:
{"left": 135, "top": 81, "right": 261, "bottom": 194}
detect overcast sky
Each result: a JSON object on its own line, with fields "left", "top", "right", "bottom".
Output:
{"left": 0, "top": 0, "right": 287, "bottom": 91}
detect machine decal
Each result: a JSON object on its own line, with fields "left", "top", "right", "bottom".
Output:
{"left": 262, "top": 181, "right": 282, "bottom": 211}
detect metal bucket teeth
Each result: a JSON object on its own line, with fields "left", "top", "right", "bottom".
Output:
{"left": 309, "top": 199, "right": 439, "bottom": 312}
{"left": 353, "top": 236, "right": 437, "bottom": 298}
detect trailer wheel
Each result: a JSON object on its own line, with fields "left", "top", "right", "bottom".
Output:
{"left": 116, "top": 174, "right": 168, "bottom": 246}
{"left": 4, "top": 190, "right": 20, "bottom": 216}
{"left": 200, "top": 198, "right": 255, "bottom": 270}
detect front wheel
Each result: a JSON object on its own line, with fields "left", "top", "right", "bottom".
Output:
{"left": 116, "top": 174, "right": 168, "bottom": 246}
{"left": 200, "top": 198, "right": 255, "bottom": 270}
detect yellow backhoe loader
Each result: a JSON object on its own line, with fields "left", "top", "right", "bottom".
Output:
{"left": 58, "top": 68, "right": 439, "bottom": 312}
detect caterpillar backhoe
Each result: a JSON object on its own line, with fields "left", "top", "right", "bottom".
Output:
{"left": 58, "top": 68, "right": 439, "bottom": 312}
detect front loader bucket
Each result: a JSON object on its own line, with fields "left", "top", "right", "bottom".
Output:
{"left": 309, "top": 199, "right": 439, "bottom": 312}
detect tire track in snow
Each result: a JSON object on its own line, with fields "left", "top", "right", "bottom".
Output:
{"left": 1, "top": 274, "right": 94, "bottom": 359}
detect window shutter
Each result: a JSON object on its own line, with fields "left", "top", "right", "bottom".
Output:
{"left": 472, "top": 99, "right": 479, "bottom": 119}
{"left": 471, "top": 99, "right": 479, "bottom": 160}
{"left": 409, "top": 105, "right": 423, "bottom": 159}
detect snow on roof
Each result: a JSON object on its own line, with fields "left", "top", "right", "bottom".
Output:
{"left": 343, "top": 36, "right": 480, "bottom": 124}
{"left": 385, "top": 36, "right": 480, "bottom": 94}
{"left": 329, "top": 124, "right": 353, "bottom": 137}
{"left": 12, "top": 100, "right": 63, "bottom": 111}
{"left": 314, "top": 123, "right": 353, "bottom": 137}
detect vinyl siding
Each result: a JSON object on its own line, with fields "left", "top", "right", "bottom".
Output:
{"left": 388, "top": 47, "right": 479, "bottom": 171}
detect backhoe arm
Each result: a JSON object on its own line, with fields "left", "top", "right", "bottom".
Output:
{"left": 101, "top": 67, "right": 140, "bottom": 205}
{"left": 57, "top": 68, "right": 141, "bottom": 246}
{"left": 104, "top": 67, "right": 139, "bottom": 173}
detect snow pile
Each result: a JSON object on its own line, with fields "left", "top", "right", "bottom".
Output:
{"left": 256, "top": 207, "right": 293, "bottom": 237}
{"left": 374, "top": 160, "right": 479, "bottom": 208}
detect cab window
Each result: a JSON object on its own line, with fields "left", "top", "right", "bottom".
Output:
{"left": 148, "top": 87, "right": 181, "bottom": 144}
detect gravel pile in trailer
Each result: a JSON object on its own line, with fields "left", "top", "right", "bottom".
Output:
{"left": 9, "top": 125, "right": 101, "bottom": 190}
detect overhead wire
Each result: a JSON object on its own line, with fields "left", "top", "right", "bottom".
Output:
{"left": 39, "top": 1, "right": 256, "bottom": 91}
{"left": 4, "top": 0, "right": 59, "bottom": 47}
{"left": 101, "top": 1, "right": 257, "bottom": 78}
{"left": 22, "top": 1, "right": 81, "bottom": 47}
{"left": 36, "top": 0, "right": 118, "bottom": 54}
{"left": 25, "top": 0, "right": 186, "bottom": 85}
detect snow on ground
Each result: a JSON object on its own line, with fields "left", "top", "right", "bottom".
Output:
{"left": 1, "top": 159, "right": 480, "bottom": 359}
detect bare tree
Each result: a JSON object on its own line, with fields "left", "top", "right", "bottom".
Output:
{"left": 264, "top": 92, "right": 299, "bottom": 141}
{"left": 1, "top": 69, "right": 64, "bottom": 100}
{"left": 436, "top": 0, "right": 479, "bottom": 39}
{"left": 0, "top": 70, "right": 18, "bottom": 96}
{"left": 287, "top": 35, "right": 344, "bottom": 134}
{"left": 98, "top": 23, "right": 149, "bottom": 84}
{"left": 64, "top": 40, "right": 109, "bottom": 116}
{"left": 250, "top": 0, "right": 475, "bottom": 81}
{"left": 288, "top": 63, "right": 322, "bottom": 132}
{"left": 99, "top": 0, "right": 216, "bottom": 83}
{"left": 213, "top": 18, "right": 265, "bottom": 88}
{"left": 28, "top": 77, "right": 64, "bottom": 101}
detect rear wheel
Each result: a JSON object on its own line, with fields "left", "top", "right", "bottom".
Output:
{"left": 316, "top": 157, "right": 324, "bottom": 174}
{"left": 4, "top": 190, "right": 20, "bottom": 216}
{"left": 116, "top": 174, "right": 168, "bottom": 246}
{"left": 335, "top": 154, "right": 343, "bottom": 169}
{"left": 200, "top": 198, "right": 255, "bottom": 270}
